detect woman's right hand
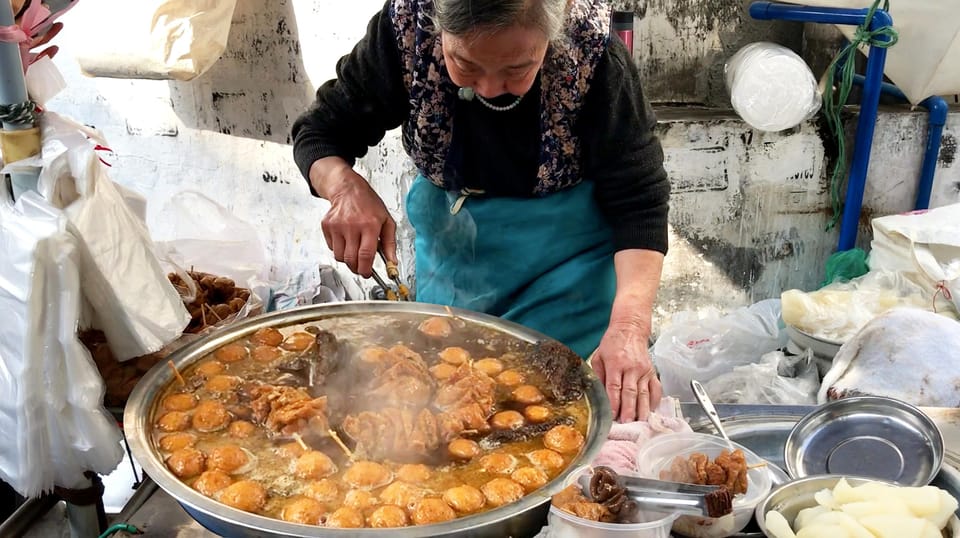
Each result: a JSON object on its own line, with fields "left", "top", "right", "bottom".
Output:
{"left": 309, "top": 157, "right": 397, "bottom": 278}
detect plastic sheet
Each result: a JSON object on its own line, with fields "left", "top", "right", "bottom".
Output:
{"left": 652, "top": 299, "right": 788, "bottom": 401}
{"left": 704, "top": 350, "right": 820, "bottom": 405}
{"left": 725, "top": 42, "right": 822, "bottom": 132}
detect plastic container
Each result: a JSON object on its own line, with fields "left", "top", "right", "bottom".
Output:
{"left": 546, "top": 466, "right": 676, "bottom": 538}
{"left": 637, "top": 433, "right": 772, "bottom": 538}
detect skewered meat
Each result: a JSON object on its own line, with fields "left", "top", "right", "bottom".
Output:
{"left": 527, "top": 341, "right": 586, "bottom": 403}
{"left": 342, "top": 408, "right": 441, "bottom": 459}
{"left": 248, "top": 385, "right": 328, "bottom": 437}
{"left": 359, "top": 345, "right": 435, "bottom": 409}
{"left": 433, "top": 363, "right": 496, "bottom": 414}
{"left": 663, "top": 449, "right": 748, "bottom": 495}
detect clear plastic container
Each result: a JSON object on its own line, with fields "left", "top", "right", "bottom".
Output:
{"left": 546, "top": 466, "right": 677, "bottom": 538}
{"left": 636, "top": 433, "right": 772, "bottom": 538}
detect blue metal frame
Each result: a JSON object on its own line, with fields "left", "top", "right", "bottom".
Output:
{"left": 750, "top": 1, "right": 894, "bottom": 251}
{"left": 850, "top": 74, "right": 948, "bottom": 210}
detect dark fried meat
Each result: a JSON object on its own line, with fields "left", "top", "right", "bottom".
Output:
{"left": 526, "top": 341, "right": 586, "bottom": 403}
{"left": 276, "top": 329, "right": 342, "bottom": 390}
{"left": 664, "top": 450, "right": 749, "bottom": 496}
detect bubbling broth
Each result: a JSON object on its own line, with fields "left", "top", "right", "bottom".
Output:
{"left": 150, "top": 312, "right": 591, "bottom": 528}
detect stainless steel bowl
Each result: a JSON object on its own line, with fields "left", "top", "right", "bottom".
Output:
{"left": 784, "top": 396, "right": 944, "bottom": 487}
{"left": 124, "top": 302, "right": 613, "bottom": 538}
{"left": 754, "top": 475, "right": 895, "bottom": 535}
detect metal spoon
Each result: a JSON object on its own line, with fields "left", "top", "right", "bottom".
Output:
{"left": 690, "top": 380, "right": 730, "bottom": 440}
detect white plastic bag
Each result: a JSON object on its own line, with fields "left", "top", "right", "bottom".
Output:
{"left": 704, "top": 350, "right": 820, "bottom": 405}
{"left": 0, "top": 187, "right": 122, "bottom": 496}
{"left": 69, "top": 0, "right": 238, "bottom": 81}
{"left": 61, "top": 145, "right": 190, "bottom": 360}
{"left": 725, "top": 42, "right": 822, "bottom": 132}
{"left": 869, "top": 204, "right": 960, "bottom": 314}
{"left": 652, "top": 299, "right": 788, "bottom": 401}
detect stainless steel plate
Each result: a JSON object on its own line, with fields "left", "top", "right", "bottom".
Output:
{"left": 784, "top": 396, "right": 944, "bottom": 486}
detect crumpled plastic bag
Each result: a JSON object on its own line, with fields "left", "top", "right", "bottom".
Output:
{"left": 652, "top": 299, "right": 788, "bottom": 401}
{"left": 0, "top": 187, "right": 122, "bottom": 496}
{"left": 704, "top": 350, "right": 820, "bottom": 405}
{"left": 269, "top": 265, "right": 363, "bottom": 311}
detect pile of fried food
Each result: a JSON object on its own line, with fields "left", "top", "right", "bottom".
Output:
{"left": 765, "top": 477, "right": 959, "bottom": 538}
{"left": 168, "top": 270, "right": 252, "bottom": 334}
{"left": 551, "top": 466, "right": 641, "bottom": 523}
{"left": 85, "top": 271, "right": 253, "bottom": 407}
{"left": 663, "top": 449, "right": 749, "bottom": 496}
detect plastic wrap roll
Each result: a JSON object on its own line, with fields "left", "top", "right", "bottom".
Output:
{"left": 725, "top": 42, "right": 822, "bottom": 132}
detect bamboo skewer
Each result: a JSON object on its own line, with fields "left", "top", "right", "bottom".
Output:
{"left": 167, "top": 360, "right": 186, "bottom": 387}
{"left": 328, "top": 429, "right": 354, "bottom": 460}
{"left": 292, "top": 432, "right": 310, "bottom": 452}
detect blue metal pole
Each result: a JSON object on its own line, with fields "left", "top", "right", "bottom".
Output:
{"left": 750, "top": 1, "right": 873, "bottom": 26}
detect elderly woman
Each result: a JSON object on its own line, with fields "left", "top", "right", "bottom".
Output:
{"left": 292, "top": 0, "right": 670, "bottom": 422}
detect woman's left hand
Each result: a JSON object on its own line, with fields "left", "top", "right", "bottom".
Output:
{"left": 591, "top": 320, "right": 662, "bottom": 423}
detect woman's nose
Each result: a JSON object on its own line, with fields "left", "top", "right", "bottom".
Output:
{"left": 473, "top": 77, "right": 507, "bottom": 99}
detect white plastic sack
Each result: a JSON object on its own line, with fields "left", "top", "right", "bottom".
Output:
{"left": 68, "top": 0, "right": 238, "bottom": 81}
{"left": 704, "top": 350, "right": 820, "bottom": 405}
{"left": 819, "top": 308, "right": 960, "bottom": 406}
{"left": 781, "top": 0, "right": 960, "bottom": 104}
{"left": 869, "top": 204, "right": 960, "bottom": 314}
{"left": 725, "top": 42, "right": 822, "bottom": 132}
{"left": 652, "top": 299, "right": 788, "bottom": 401}
{"left": 60, "top": 145, "right": 190, "bottom": 360}
{"left": 0, "top": 187, "right": 122, "bottom": 496}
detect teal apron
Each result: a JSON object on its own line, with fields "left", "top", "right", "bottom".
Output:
{"left": 406, "top": 174, "right": 616, "bottom": 358}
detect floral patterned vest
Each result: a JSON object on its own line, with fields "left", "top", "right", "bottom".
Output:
{"left": 390, "top": 0, "right": 610, "bottom": 195}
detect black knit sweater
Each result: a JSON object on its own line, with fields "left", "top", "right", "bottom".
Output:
{"left": 292, "top": 1, "right": 670, "bottom": 253}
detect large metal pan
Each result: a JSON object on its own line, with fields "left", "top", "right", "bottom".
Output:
{"left": 124, "top": 302, "right": 613, "bottom": 537}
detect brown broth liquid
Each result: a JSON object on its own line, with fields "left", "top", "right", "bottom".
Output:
{"left": 151, "top": 313, "right": 590, "bottom": 526}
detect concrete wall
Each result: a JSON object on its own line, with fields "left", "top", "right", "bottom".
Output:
{"left": 45, "top": 0, "right": 960, "bottom": 330}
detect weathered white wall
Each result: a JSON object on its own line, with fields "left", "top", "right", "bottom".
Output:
{"left": 45, "top": 0, "right": 960, "bottom": 327}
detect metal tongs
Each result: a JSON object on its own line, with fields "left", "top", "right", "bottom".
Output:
{"left": 577, "top": 473, "right": 734, "bottom": 518}
{"left": 370, "top": 249, "right": 411, "bottom": 301}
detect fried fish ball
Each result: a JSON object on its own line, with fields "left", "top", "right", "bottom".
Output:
{"left": 448, "top": 438, "right": 481, "bottom": 460}
{"left": 481, "top": 478, "right": 525, "bottom": 507}
{"left": 252, "top": 345, "right": 282, "bottom": 363}
{"left": 228, "top": 420, "right": 256, "bottom": 438}
{"left": 397, "top": 464, "right": 432, "bottom": 484}
{"left": 250, "top": 327, "right": 283, "bottom": 347}
{"left": 512, "top": 385, "right": 545, "bottom": 405}
{"left": 496, "top": 369, "right": 525, "bottom": 387}
{"left": 159, "top": 432, "right": 197, "bottom": 452}
{"left": 411, "top": 498, "right": 456, "bottom": 525}
{"left": 490, "top": 410, "right": 525, "bottom": 430}
{"left": 156, "top": 411, "right": 191, "bottom": 432}
{"left": 281, "top": 332, "right": 315, "bottom": 352}
{"left": 418, "top": 316, "right": 452, "bottom": 338}
{"left": 326, "top": 507, "right": 364, "bottom": 528}
{"left": 526, "top": 449, "right": 565, "bottom": 472}
{"left": 368, "top": 505, "right": 409, "bottom": 528}
{"left": 343, "top": 461, "right": 394, "bottom": 490}
{"left": 438, "top": 346, "right": 470, "bottom": 365}
{"left": 303, "top": 479, "right": 339, "bottom": 503}
{"left": 543, "top": 425, "right": 584, "bottom": 455}
{"left": 203, "top": 375, "right": 240, "bottom": 393}
{"left": 192, "top": 400, "right": 231, "bottom": 432}
{"left": 276, "top": 441, "right": 307, "bottom": 459}
{"left": 193, "top": 470, "right": 233, "bottom": 496}
{"left": 281, "top": 496, "right": 325, "bottom": 525}
{"left": 167, "top": 448, "right": 206, "bottom": 478}
{"left": 511, "top": 467, "right": 549, "bottom": 493}
{"left": 206, "top": 445, "right": 250, "bottom": 474}
{"left": 163, "top": 392, "right": 198, "bottom": 411}
{"left": 344, "top": 489, "right": 378, "bottom": 511}
{"left": 294, "top": 451, "right": 338, "bottom": 480}
{"left": 217, "top": 480, "right": 266, "bottom": 513}
{"left": 429, "top": 363, "right": 457, "bottom": 381}
{"left": 480, "top": 453, "right": 519, "bottom": 474}
{"left": 359, "top": 346, "right": 389, "bottom": 363}
{"left": 195, "top": 360, "right": 224, "bottom": 377}
{"left": 523, "top": 405, "right": 552, "bottom": 423}
{"left": 442, "top": 485, "right": 485, "bottom": 514}
{"left": 379, "top": 482, "right": 427, "bottom": 510}
{"left": 473, "top": 358, "right": 504, "bottom": 377}
{"left": 214, "top": 343, "right": 249, "bottom": 363}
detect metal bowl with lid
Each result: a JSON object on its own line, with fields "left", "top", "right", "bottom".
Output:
{"left": 784, "top": 396, "right": 944, "bottom": 486}
{"left": 124, "top": 302, "right": 613, "bottom": 537}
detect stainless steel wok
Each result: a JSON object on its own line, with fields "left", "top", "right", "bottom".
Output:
{"left": 124, "top": 302, "right": 613, "bottom": 537}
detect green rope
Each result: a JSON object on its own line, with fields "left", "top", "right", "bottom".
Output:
{"left": 97, "top": 523, "right": 141, "bottom": 538}
{"left": 821, "top": 0, "right": 898, "bottom": 231}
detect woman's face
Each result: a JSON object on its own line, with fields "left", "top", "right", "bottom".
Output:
{"left": 442, "top": 25, "right": 549, "bottom": 99}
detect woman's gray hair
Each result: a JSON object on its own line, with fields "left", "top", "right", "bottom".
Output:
{"left": 433, "top": 0, "right": 569, "bottom": 41}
